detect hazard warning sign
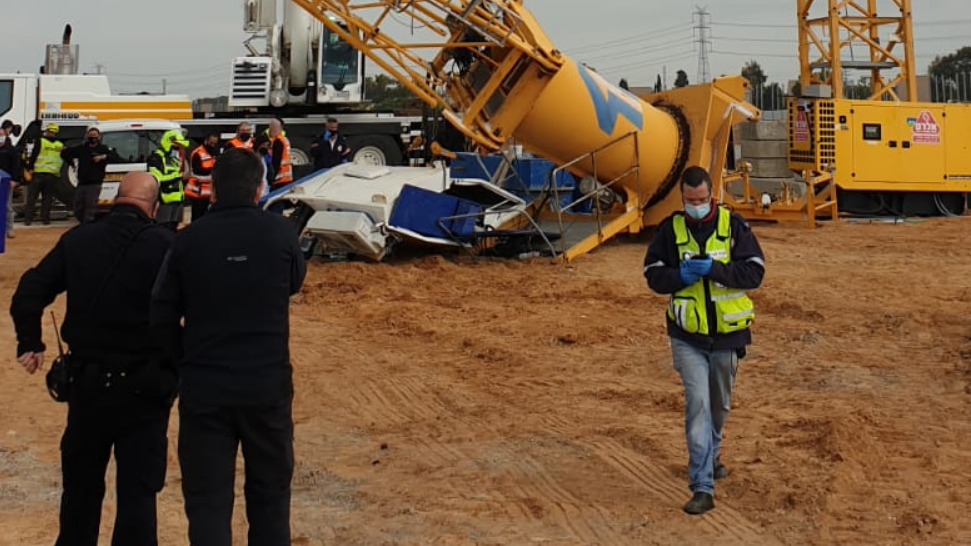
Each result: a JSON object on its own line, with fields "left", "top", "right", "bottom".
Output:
{"left": 793, "top": 109, "right": 810, "bottom": 143}
{"left": 908, "top": 110, "right": 941, "bottom": 145}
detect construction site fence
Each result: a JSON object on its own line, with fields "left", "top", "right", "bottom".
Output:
{"left": 746, "top": 72, "right": 971, "bottom": 112}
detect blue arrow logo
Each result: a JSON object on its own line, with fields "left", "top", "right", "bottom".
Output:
{"left": 578, "top": 65, "right": 644, "bottom": 135}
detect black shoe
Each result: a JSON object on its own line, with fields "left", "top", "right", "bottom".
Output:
{"left": 23, "top": 219, "right": 31, "bottom": 226}
{"left": 714, "top": 458, "right": 730, "bottom": 480}
{"left": 683, "top": 492, "right": 715, "bottom": 515}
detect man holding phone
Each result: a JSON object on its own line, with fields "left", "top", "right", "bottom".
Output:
{"left": 62, "top": 127, "right": 111, "bottom": 223}
{"left": 642, "top": 166, "right": 765, "bottom": 515}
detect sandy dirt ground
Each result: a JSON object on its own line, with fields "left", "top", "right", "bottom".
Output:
{"left": 1, "top": 216, "right": 971, "bottom": 546}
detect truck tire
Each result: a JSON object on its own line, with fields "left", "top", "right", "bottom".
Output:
{"left": 347, "top": 135, "right": 403, "bottom": 166}
{"left": 284, "top": 201, "right": 319, "bottom": 259}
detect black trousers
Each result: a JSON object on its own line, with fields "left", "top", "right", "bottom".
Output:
{"left": 72, "top": 183, "right": 101, "bottom": 223}
{"left": 179, "top": 400, "right": 294, "bottom": 546}
{"left": 55, "top": 398, "right": 170, "bottom": 546}
{"left": 24, "top": 172, "right": 59, "bottom": 224}
{"left": 188, "top": 197, "right": 209, "bottom": 222}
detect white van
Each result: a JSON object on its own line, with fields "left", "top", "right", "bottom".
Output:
{"left": 87, "top": 120, "right": 186, "bottom": 206}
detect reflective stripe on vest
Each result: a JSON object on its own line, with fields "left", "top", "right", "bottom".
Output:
{"left": 185, "top": 146, "right": 216, "bottom": 199}
{"left": 666, "top": 208, "right": 755, "bottom": 335}
{"left": 272, "top": 134, "right": 293, "bottom": 185}
{"left": 227, "top": 137, "right": 253, "bottom": 150}
{"left": 34, "top": 138, "right": 64, "bottom": 175}
{"left": 150, "top": 149, "right": 184, "bottom": 204}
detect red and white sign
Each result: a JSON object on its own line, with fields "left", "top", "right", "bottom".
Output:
{"left": 911, "top": 110, "right": 941, "bottom": 145}
{"left": 793, "top": 110, "right": 810, "bottom": 143}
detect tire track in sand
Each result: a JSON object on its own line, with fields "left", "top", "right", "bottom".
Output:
{"left": 503, "top": 454, "right": 630, "bottom": 546}
{"left": 584, "top": 438, "right": 780, "bottom": 544}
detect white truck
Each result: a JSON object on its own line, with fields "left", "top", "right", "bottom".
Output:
{"left": 3, "top": 13, "right": 437, "bottom": 185}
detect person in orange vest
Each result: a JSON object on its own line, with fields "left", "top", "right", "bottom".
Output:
{"left": 225, "top": 122, "right": 254, "bottom": 150}
{"left": 184, "top": 132, "right": 220, "bottom": 221}
{"left": 266, "top": 118, "right": 292, "bottom": 190}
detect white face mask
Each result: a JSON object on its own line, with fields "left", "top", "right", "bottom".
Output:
{"left": 684, "top": 201, "right": 711, "bottom": 220}
{"left": 0, "top": 135, "right": 6, "bottom": 145}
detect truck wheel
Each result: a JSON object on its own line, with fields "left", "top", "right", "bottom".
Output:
{"left": 289, "top": 147, "right": 310, "bottom": 168}
{"left": 348, "top": 135, "right": 403, "bottom": 166}
{"left": 284, "top": 201, "right": 319, "bottom": 259}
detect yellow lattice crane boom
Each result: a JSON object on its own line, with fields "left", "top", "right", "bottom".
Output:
{"left": 288, "top": 0, "right": 761, "bottom": 258}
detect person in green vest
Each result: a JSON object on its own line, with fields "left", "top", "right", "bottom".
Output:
{"left": 23, "top": 122, "right": 65, "bottom": 225}
{"left": 148, "top": 129, "right": 190, "bottom": 231}
{"left": 643, "top": 166, "right": 766, "bottom": 515}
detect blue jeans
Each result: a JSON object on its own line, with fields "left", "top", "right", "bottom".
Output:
{"left": 671, "top": 337, "right": 738, "bottom": 495}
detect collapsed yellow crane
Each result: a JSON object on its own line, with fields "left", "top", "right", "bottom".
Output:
{"left": 288, "top": 0, "right": 761, "bottom": 259}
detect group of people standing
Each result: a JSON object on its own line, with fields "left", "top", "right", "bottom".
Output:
{"left": 1, "top": 121, "right": 111, "bottom": 237}
{"left": 148, "top": 118, "right": 298, "bottom": 230}
{"left": 2, "top": 116, "right": 352, "bottom": 236}
{"left": 11, "top": 147, "right": 306, "bottom": 545}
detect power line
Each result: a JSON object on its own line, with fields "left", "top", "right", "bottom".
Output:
{"left": 712, "top": 49, "right": 799, "bottom": 59}
{"left": 108, "top": 63, "right": 228, "bottom": 78}
{"left": 564, "top": 23, "right": 693, "bottom": 55}
{"left": 711, "top": 17, "right": 971, "bottom": 29}
{"left": 578, "top": 38, "right": 695, "bottom": 64}
{"left": 595, "top": 51, "right": 697, "bottom": 78}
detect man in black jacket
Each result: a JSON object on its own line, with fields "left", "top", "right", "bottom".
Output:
{"left": 10, "top": 172, "right": 177, "bottom": 546}
{"left": 151, "top": 147, "right": 306, "bottom": 546}
{"left": 309, "top": 117, "right": 351, "bottom": 171}
{"left": 61, "top": 127, "right": 111, "bottom": 223}
{"left": 643, "top": 166, "right": 765, "bottom": 516}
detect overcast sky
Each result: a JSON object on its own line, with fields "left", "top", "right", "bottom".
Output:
{"left": 3, "top": 0, "right": 969, "bottom": 98}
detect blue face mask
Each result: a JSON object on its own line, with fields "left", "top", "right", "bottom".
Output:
{"left": 684, "top": 201, "right": 711, "bottom": 220}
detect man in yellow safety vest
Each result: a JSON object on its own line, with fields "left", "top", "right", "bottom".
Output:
{"left": 148, "top": 129, "right": 190, "bottom": 231}
{"left": 23, "top": 123, "right": 65, "bottom": 225}
{"left": 643, "top": 166, "right": 766, "bottom": 516}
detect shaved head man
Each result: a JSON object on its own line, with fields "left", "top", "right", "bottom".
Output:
{"left": 115, "top": 171, "right": 160, "bottom": 218}
{"left": 10, "top": 165, "right": 178, "bottom": 544}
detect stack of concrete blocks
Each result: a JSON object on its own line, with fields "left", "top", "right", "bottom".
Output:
{"left": 732, "top": 118, "right": 804, "bottom": 198}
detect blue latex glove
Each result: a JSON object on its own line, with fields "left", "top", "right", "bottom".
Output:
{"left": 685, "top": 255, "right": 713, "bottom": 276}
{"left": 679, "top": 262, "right": 702, "bottom": 285}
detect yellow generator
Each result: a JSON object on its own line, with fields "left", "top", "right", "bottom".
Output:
{"left": 791, "top": 0, "right": 971, "bottom": 216}
{"left": 789, "top": 97, "right": 971, "bottom": 214}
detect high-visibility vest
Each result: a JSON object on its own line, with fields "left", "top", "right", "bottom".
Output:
{"left": 666, "top": 207, "right": 755, "bottom": 335}
{"left": 185, "top": 145, "right": 216, "bottom": 199}
{"left": 150, "top": 149, "right": 185, "bottom": 204}
{"left": 34, "top": 137, "right": 64, "bottom": 175}
{"left": 271, "top": 134, "right": 293, "bottom": 186}
{"left": 226, "top": 137, "right": 253, "bottom": 149}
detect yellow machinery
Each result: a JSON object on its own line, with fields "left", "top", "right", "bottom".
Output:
{"left": 288, "top": 0, "right": 760, "bottom": 259}
{"left": 788, "top": 0, "right": 971, "bottom": 217}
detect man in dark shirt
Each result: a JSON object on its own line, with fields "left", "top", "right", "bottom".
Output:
{"left": 151, "top": 147, "right": 306, "bottom": 546}
{"left": 10, "top": 172, "right": 177, "bottom": 545}
{"left": 61, "top": 127, "right": 111, "bottom": 223}
{"left": 309, "top": 117, "right": 351, "bottom": 171}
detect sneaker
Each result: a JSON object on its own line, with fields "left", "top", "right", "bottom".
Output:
{"left": 6, "top": 230, "right": 13, "bottom": 238}
{"left": 683, "top": 492, "right": 715, "bottom": 515}
{"left": 714, "top": 458, "right": 730, "bottom": 480}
